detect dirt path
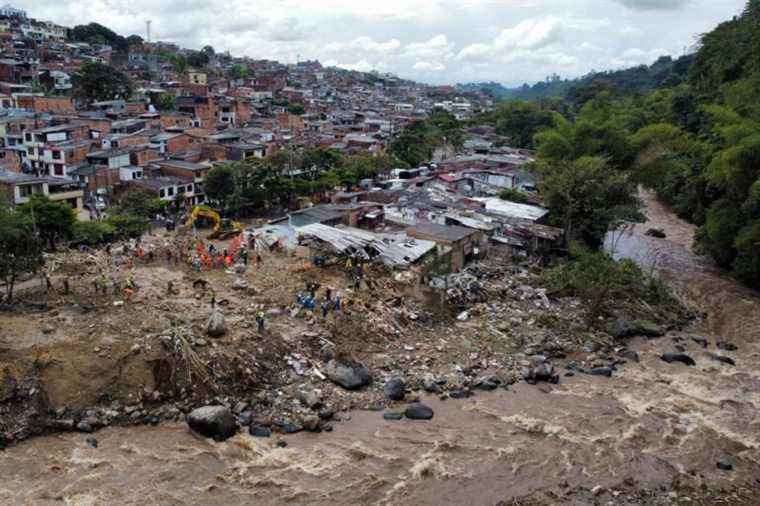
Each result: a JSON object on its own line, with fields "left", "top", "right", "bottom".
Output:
{"left": 2, "top": 193, "right": 760, "bottom": 505}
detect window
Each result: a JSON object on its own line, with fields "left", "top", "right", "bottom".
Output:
{"left": 24, "top": 133, "right": 31, "bottom": 142}
{"left": 159, "top": 189, "right": 165, "bottom": 198}
{"left": 167, "top": 187, "right": 175, "bottom": 197}
{"left": 52, "top": 150, "right": 61, "bottom": 160}
{"left": 53, "top": 164, "right": 64, "bottom": 176}
{"left": 186, "top": 184, "right": 192, "bottom": 192}
{"left": 177, "top": 185, "right": 185, "bottom": 194}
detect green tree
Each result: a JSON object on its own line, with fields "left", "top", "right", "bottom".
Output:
{"left": 489, "top": 100, "right": 556, "bottom": 149}
{"left": 499, "top": 188, "right": 530, "bottom": 204}
{"left": 112, "top": 187, "right": 167, "bottom": 218}
{"left": 546, "top": 244, "right": 676, "bottom": 328}
{"left": 73, "top": 62, "right": 133, "bottom": 104}
{"left": 204, "top": 165, "right": 236, "bottom": 210}
{"left": 287, "top": 103, "right": 305, "bottom": 115}
{"left": 17, "top": 195, "right": 76, "bottom": 251}
{"left": 155, "top": 93, "right": 175, "bottom": 111}
{"left": 201, "top": 45, "right": 215, "bottom": 56}
{"left": 106, "top": 215, "right": 149, "bottom": 239}
{"left": 228, "top": 64, "right": 250, "bottom": 79}
{"left": 187, "top": 51, "right": 209, "bottom": 68}
{"left": 126, "top": 34, "right": 144, "bottom": 47}
{"left": 0, "top": 209, "right": 44, "bottom": 303}
{"left": 539, "top": 156, "right": 643, "bottom": 248}
{"left": 72, "top": 220, "right": 116, "bottom": 246}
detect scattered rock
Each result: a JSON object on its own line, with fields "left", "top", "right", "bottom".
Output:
{"left": 231, "top": 278, "right": 248, "bottom": 291}
{"left": 660, "top": 352, "right": 696, "bottom": 367}
{"left": 86, "top": 437, "right": 98, "bottom": 448}
{"left": 717, "top": 458, "right": 733, "bottom": 471}
{"left": 691, "top": 336, "right": 709, "bottom": 348}
{"left": 522, "top": 361, "right": 558, "bottom": 384}
{"left": 302, "top": 415, "right": 320, "bottom": 432}
{"left": 405, "top": 403, "right": 434, "bottom": 420}
{"left": 590, "top": 366, "right": 613, "bottom": 377}
{"left": 325, "top": 359, "right": 371, "bottom": 390}
{"left": 237, "top": 411, "right": 253, "bottom": 426}
{"left": 473, "top": 376, "right": 501, "bottom": 391}
{"left": 205, "top": 311, "right": 227, "bottom": 338}
{"left": 299, "top": 389, "right": 323, "bottom": 409}
{"left": 717, "top": 342, "right": 738, "bottom": 351}
{"left": 384, "top": 377, "right": 406, "bottom": 401}
{"left": 76, "top": 420, "right": 94, "bottom": 433}
{"left": 708, "top": 353, "right": 735, "bottom": 366}
{"left": 618, "top": 349, "right": 639, "bottom": 362}
{"left": 187, "top": 406, "right": 237, "bottom": 441}
{"left": 383, "top": 412, "right": 404, "bottom": 421}
{"left": 423, "top": 377, "right": 442, "bottom": 394}
{"left": 274, "top": 420, "right": 303, "bottom": 434}
{"left": 318, "top": 408, "right": 334, "bottom": 420}
{"left": 449, "top": 388, "right": 472, "bottom": 399}
{"left": 645, "top": 228, "right": 666, "bottom": 238}
{"left": 608, "top": 319, "right": 665, "bottom": 339}
{"left": 583, "top": 341, "right": 602, "bottom": 353}
{"left": 249, "top": 425, "right": 271, "bottom": 438}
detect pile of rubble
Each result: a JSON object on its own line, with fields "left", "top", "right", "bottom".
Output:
{"left": 0, "top": 238, "right": 689, "bottom": 446}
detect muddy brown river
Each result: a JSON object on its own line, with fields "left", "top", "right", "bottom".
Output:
{"left": 2, "top": 190, "right": 760, "bottom": 505}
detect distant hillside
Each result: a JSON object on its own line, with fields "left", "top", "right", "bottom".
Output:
{"left": 458, "top": 54, "right": 694, "bottom": 102}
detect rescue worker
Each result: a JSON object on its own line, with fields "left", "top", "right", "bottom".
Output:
{"left": 256, "top": 310, "right": 265, "bottom": 334}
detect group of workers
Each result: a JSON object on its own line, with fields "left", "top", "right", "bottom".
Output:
{"left": 296, "top": 281, "right": 342, "bottom": 319}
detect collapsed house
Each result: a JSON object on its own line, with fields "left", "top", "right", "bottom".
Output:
{"left": 297, "top": 223, "right": 437, "bottom": 268}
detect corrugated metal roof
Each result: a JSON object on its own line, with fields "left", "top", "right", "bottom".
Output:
{"left": 297, "top": 223, "right": 436, "bottom": 266}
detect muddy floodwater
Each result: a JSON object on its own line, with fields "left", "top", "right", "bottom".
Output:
{"left": 2, "top": 190, "right": 760, "bottom": 505}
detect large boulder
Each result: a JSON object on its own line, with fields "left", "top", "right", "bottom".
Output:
{"left": 405, "top": 403, "right": 434, "bottom": 420}
{"left": 607, "top": 319, "right": 665, "bottom": 339}
{"left": 384, "top": 377, "right": 406, "bottom": 401}
{"left": 206, "top": 311, "right": 227, "bottom": 338}
{"left": 187, "top": 406, "right": 237, "bottom": 441}
{"left": 325, "top": 359, "right": 371, "bottom": 390}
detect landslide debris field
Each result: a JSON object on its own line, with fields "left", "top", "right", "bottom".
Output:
{"left": 0, "top": 226, "right": 686, "bottom": 444}
{"left": 3, "top": 202, "right": 760, "bottom": 505}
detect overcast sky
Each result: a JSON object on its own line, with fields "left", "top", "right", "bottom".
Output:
{"left": 21, "top": 0, "right": 747, "bottom": 86}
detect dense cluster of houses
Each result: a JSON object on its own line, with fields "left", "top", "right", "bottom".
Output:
{"left": 262, "top": 136, "right": 563, "bottom": 274}
{"left": 0, "top": 4, "right": 561, "bottom": 272}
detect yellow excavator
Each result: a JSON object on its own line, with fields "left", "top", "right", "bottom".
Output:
{"left": 185, "top": 205, "right": 244, "bottom": 239}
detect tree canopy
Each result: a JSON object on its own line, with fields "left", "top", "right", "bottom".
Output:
{"left": 0, "top": 208, "right": 43, "bottom": 303}
{"left": 17, "top": 195, "right": 76, "bottom": 251}
{"left": 73, "top": 62, "right": 133, "bottom": 104}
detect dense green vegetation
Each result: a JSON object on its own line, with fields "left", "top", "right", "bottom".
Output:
{"left": 390, "top": 110, "right": 463, "bottom": 166}
{"left": 0, "top": 207, "right": 43, "bottom": 303}
{"left": 460, "top": 54, "right": 693, "bottom": 104}
{"left": 73, "top": 62, "right": 133, "bottom": 104}
{"left": 204, "top": 150, "right": 407, "bottom": 216}
{"left": 546, "top": 244, "right": 680, "bottom": 328}
{"left": 505, "top": 0, "right": 760, "bottom": 288}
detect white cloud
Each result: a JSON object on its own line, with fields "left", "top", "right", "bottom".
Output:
{"left": 13, "top": 0, "right": 747, "bottom": 85}
{"left": 413, "top": 61, "right": 446, "bottom": 71}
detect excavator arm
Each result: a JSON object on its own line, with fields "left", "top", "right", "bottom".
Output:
{"left": 185, "top": 205, "right": 243, "bottom": 239}
{"left": 185, "top": 205, "right": 222, "bottom": 234}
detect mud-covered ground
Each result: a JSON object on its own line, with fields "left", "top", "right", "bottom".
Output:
{"left": 1, "top": 191, "right": 759, "bottom": 505}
